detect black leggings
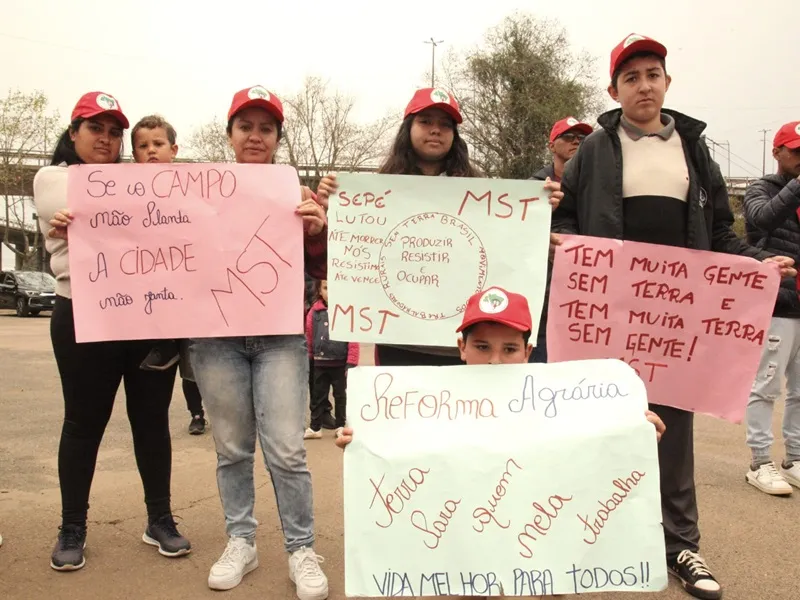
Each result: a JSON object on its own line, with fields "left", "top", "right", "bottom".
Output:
{"left": 310, "top": 365, "right": 347, "bottom": 430}
{"left": 183, "top": 379, "right": 204, "bottom": 418}
{"left": 51, "top": 297, "right": 177, "bottom": 527}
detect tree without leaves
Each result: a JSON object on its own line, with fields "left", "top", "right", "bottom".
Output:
{"left": 440, "top": 13, "right": 604, "bottom": 179}
{"left": 0, "top": 89, "right": 60, "bottom": 269}
{"left": 185, "top": 118, "right": 235, "bottom": 162}
{"left": 280, "top": 77, "right": 396, "bottom": 186}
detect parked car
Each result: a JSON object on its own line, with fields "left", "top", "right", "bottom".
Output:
{"left": 0, "top": 270, "right": 57, "bottom": 317}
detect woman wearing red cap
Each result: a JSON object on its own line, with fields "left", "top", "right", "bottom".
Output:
{"left": 188, "top": 85, "right": 329, "bottom": 598}
{"left": 34, "top": 92, "right": 190, "bottom": 572}
{"left": 317, "top": 87, "right": 562, "bottom": 369}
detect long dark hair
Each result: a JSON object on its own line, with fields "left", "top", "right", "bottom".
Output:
{"left": 378, "top": 114, "right": 480, "bottom": 177}
{"left": 50, "top": 118, "right": 124, "bottom": 166}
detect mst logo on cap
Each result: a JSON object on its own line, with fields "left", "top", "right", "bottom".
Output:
{"left": 623, "top": 34, "right": 647, "bottom": 48}
{"left": 247, "top": 86, "right": 271, "bottom": 101}
{"left": 96, "top": 93, "right": 119, "bottom": 110}
{"left": 430, "top": 88, "right": 451, "bottom": 104}
{"left": 796, "top": 123, "right": 800, "bottom": 136}
{"left": 566, "top": 117, "right": 579, "bottom": 127}
{"left": 479, "top": 288, "right": 509, "bottom": 314}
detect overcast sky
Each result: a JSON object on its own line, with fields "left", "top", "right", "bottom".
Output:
{"left": 2, "top": 0, "right": 796, "bottom": 179}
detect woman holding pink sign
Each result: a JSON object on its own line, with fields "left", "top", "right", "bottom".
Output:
{"left": 189, "top": 86, "right": 329, "bottom": 599}
{"left": 34, "top": 92, "right": 191, "bottom": 572}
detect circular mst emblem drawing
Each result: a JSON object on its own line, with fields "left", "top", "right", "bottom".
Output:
{"left": 378, "top": 212, "right": 487, "bottom": 321}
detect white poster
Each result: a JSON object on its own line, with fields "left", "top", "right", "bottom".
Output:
{"left": 343, "top": 359, "right": 667, "bottom": 596}
{"left": 327, "top": 173, "right": 551, "bottom": 346}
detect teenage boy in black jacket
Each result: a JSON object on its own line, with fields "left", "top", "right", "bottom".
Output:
{"left": 552, "top": 33, "right": 796, "bottom": 600}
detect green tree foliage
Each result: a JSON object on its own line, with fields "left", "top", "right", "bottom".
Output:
{"left": 441, "top": 13, "right": 604, "bottom": 178}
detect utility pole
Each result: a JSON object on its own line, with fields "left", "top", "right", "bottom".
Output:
{"left": 424, "top": 38, "right": 444, "bottom": 87}
{"left": 759, "top": 129, "right": 771, "bottom": 175}
{"left": 707, "top": 137, "right": 731, "bottom": 178}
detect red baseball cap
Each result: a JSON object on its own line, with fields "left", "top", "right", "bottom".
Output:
{"left": 404, "top": 87, "right": 462, "bottom": 124}
{"left": 549, "top": 117, "right": 593, "bottom": 143}
{"left": 456, "top": 287, "right": 532, "bottom": 333}
{"left": 610, "top": 33, "right": 667, "bottom": 80}
{"left": 774, "top": 122, "right": 800, "bottom": 150}
{"left": 228, "top": 85, "right": 284, "bottom": 123}
{"left": 71, "top": 92, "right": 129, "bottom": 129}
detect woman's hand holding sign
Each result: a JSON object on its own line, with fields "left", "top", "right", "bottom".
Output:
{"left": 298, "top": 186, "right": 327, "bottom": 236}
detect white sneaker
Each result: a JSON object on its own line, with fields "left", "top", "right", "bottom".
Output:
{"left": 780, "top": 461, "right": 800, "bottom": 488}
{"left": 289, "top": 546, "right": 328, "bottom": 600}
{"left": 746, "top": 462, "right": 793, "bottom": 496}
{"left": 208, "top": 537, "right": 258, "bottom": 591}
{"left": 304, "top": 428, "right": 322, "bottom": 440}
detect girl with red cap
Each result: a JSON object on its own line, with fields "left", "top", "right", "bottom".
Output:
{"left": 35, "top": 92, "right": 190, "bottom": 572}
{"left": 317, "top": 88, "right": 563, "bottom": 370}
{"left": 188, "top": 85, "right": 329, "bottom": 598}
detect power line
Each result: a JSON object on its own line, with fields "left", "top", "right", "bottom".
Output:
{"left": 706, "top": 140, "right": 762, "bottom": 178}
{"left": 726, "top": 154, "right": 762, "bottom": 178}
{"left": 707, "top": 135, "right": 767, "bottom": 176}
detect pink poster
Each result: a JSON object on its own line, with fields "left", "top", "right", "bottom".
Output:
{"left": 547, "top": 235, "right": 781, "bottom": 423}
{"left": 67, "top": 163, "right": 305, "bottom": 343}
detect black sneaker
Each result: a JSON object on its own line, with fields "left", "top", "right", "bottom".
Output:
{"left": 321, "top": 412, "right": 336, "bottom": 430}
{"left": 50, "top": 524, "right": 87, "bottom": 571}
{"left": 188, "top": 415, "right": 207, "bottom": 435}
{"left": 142, "top": 514, "right": 191, "bottom": 557}
{"left": 668, "top": 550, "right": 722, "bottom": 599}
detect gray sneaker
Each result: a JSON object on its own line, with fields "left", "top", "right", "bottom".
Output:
{"left": 188, "top": 415, "right": 207, "bottom": 435}
{"left": 142, "top": 514, "right": 191, "bottom": 557}
{"left": 50, "top": 524, "right": 86, "bottom": 571}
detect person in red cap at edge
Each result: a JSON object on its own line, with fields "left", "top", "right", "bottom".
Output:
{"left": 529, "top": 117, "right": 594, "bottom": 365}
{"left": 552, "top": 33, "right": 798, "bottom": 600}
{"left": 533, "top": 117, "right": 594, "bottom": 184}
{"left": 186, "top": 86, "right": 330, "bottom": 599}
{"left": 34, "top": 92, "right": 191, "bottom": 572}
{"left": 742, "top": 121, "right": 800, "bottom": 497}
{"left": 315, "top": 88, "right": 563, "bottom": 372}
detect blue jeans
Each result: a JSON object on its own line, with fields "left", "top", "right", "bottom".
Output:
{"left": 191, "top": 335, "right": 314, "bottom": 552}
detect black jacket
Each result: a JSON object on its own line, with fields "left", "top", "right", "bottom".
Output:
{"left": 552, "top": 108, "right": 771, "bottom": 263}
{"left": 530, "top": 164, "right": 557, "bottom": 341}
{"left": 743, "top": 174, "right": 800, "bottom": 317}
{"left": 532, "top": 164, "right": 556, "bottom": 181}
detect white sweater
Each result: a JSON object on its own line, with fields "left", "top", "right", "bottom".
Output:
{"left": 33, "top": 166, "right": 71, "bottom": 298}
